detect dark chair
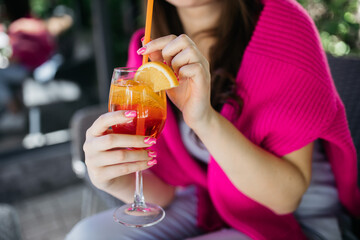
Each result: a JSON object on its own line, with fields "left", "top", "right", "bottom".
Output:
{"left": 327, "top": 54, "right": 360, "bottom": 187}
{"left": 327, "top": 54, "right": 360, "bottom": 238}
{"left": 70, "top": 105, "right": 122, "bottom": 218}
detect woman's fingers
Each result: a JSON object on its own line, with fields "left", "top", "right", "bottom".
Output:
{"left": 148, "top": 52, "right": 164, "bottom": 62}
{"left": 86, "top": 111, "right": 136, "bottom": 137}
{"left": 162, "top": 34, "right": 195, "bottom": 66}
{"left": 140, "top": 34, "right": 195, "bottom": 66}
{"left": 140, "top": 34, "right": 210, "bottom": 78}
{"left": 170, "top": 46, "right": 204, "bottom": 74}
{"left": 178, "top": 62, "right": 210, "bottom": 87}
{"left": 138, "top": 35, "right": 176, "bottom": 63}
{"left": 92, "top": 160, "right": 156, "bottom": 182}
{"left": 141, "top": 36, "right": 163, "bottom": 62}
{"left": 86, "top": 149, "right": 156, "bottom": 167}
{"left": 140, "top": 34, "right": 177, "bottom": 53}
{"left": 84, "top": 134, "right": 156, "bottom": 152}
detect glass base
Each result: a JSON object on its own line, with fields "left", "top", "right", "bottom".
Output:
{"left": 113, "top": 203, "right": 165, "bottom": 228}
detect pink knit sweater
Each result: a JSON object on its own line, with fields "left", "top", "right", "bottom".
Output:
{"left": 126, "top": 0, "right": 360, "bottom": 238}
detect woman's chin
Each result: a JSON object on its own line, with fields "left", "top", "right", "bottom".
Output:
{"left": 165, "top": 0, "right": 218, "bottom": 8}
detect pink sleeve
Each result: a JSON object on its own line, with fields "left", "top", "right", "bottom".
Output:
{"left": 258, "top": 69, "right": 337, "bottom": 157}
{"left": 126, "top": 29, "right": 144, "bottom": 68}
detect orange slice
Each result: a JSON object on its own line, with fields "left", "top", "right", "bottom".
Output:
{"left": 134, "top": 62, "right": 178, "bottom": 92}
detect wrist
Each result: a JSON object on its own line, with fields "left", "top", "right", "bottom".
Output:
{"left": 191, "top": 107, "right": 217, "bottom": 138}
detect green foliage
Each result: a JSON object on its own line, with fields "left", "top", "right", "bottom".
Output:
{"left": 297, "top": 0, "right": 360, "bottom": 56}
{"left": 30, "top": 0, "right": 75, "bottom": 18}
{"left": 30, "top": 0, "right": 50, "bottom": 18}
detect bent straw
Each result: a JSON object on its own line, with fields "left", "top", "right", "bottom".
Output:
{"left": 142, "top": 0, "right": 154, "bottom": 65}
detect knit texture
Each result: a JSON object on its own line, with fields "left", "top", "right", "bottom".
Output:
{"left": 126, "top": 0, "right": 360, "bottom": 238}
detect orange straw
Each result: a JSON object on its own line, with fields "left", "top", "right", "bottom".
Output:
{"left": 136, "top": 0, "right": 154, "bottom": 136}
{"left": 142, "top": 0, "right": 154, "bottom": 65}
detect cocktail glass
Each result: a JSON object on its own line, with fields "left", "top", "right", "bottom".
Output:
{"left": 108, "top": 67, "right": 166, "bottom": 227}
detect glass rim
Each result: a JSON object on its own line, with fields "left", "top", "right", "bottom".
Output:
{"left": 113, "top": 67, "right": 139, "bottom": 73}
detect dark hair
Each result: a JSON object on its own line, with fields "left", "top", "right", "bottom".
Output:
{"left": 152, "top": 0, "right": 263, "bottom": 114}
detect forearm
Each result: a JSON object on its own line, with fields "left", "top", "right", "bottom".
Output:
{"left": 193, "top": 109, "right": 311, "bottom": 214}
{"left": 106, "top": 171, "right": 176, "bottom": 208}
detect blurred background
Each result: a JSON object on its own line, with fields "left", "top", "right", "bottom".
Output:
{"left": 0, "top": 0, "right": 359, "bottom": 239}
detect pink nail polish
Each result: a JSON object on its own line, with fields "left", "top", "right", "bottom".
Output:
{"left": 144, "top": 137, "right": 156, "bottom": 145}
{"left": 147, "top": 159, "right": 157, "bottom": 166}
{"left": 124, "top": 111, "right": 137, "bottom": 118}
{"left": 141, "top": 36, "right": 145, "bottom": 42}
{"left": 148, "top": 151, "right": 157, "bottom": 158}
{"left": 137, "top": 46, "right": 146, "bottom": 55}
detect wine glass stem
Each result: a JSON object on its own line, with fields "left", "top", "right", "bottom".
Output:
{"left": 133, "top": 170, "right": 146, "bottom": 208}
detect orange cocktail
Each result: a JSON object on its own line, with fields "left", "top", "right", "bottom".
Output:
{"left": 108, "top": 67, "right": 168, "bottom": 228}
{"left": 109, "top": 78, "right": 166, "bottom": 138}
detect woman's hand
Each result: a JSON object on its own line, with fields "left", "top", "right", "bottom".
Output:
{"left": 138, "top": 34, "right": 215, "bottom": 131}
{"left": 83, "top": 110, "right": 157, "bottom": 195}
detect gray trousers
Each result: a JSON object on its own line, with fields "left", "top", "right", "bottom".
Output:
{"left": 66, "top": 187, "right": 352, "bottom": 240}
{"left": 66, "top": 188, "right": 251, "bottom": 240}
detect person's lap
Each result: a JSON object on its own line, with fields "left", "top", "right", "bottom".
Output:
{"left": 66, "top": 187, "right": 203, "bottom": 240}
{"left": 66, "top": 208, "right": 199, "bottom": 240}
{"left": 66, "top": 187, "right": 253, "bottom": 240}
{"left": 66, "top": 185, "right": 349, "bottom": 240}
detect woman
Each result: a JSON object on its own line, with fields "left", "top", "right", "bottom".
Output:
{"left": 67, "top": 0, "right": 360, "bottom": 239}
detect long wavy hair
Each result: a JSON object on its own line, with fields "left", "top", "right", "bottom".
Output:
{"left": 152, "top": 0, "right": 263, "bottom": 114}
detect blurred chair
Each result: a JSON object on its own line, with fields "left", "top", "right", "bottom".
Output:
{"left": 0, "top": 204, "right": 21, "bottom": 240}
{"left": 327, "top": 54, "right": 360, "bottom": 238}
{"left": 327, "top": 54, "right": 360, "bottom": 186}
{"left": 22, "top": 54, "right": 81, "bottom": 149}
{"left": 70, "top": 105, "right": 123, "bottom": 218}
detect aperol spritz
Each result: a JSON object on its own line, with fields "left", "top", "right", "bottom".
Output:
{"left": 108, "top": 67, "right": 167, "bottom": 228}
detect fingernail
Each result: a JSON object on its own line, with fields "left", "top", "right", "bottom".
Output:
{"left": 163, "top": 60, "right": 167, "bottom": 65}
{"left": 148, "top": 151, "right": 157, "bottom": 158}
{"left": 147, "top": 159, "right": 157, "bottom": 166}
{"left": 144, "top": 137, "right": 156, "bottom": 145}
{"left": 124, "top": 110, "right": 137, "bottom": 118}
{"left": 137, "top": 46, "right": 146, "bottom": 55}
{"left": 141, "top": 36, "right": 144, "bottom": 42}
